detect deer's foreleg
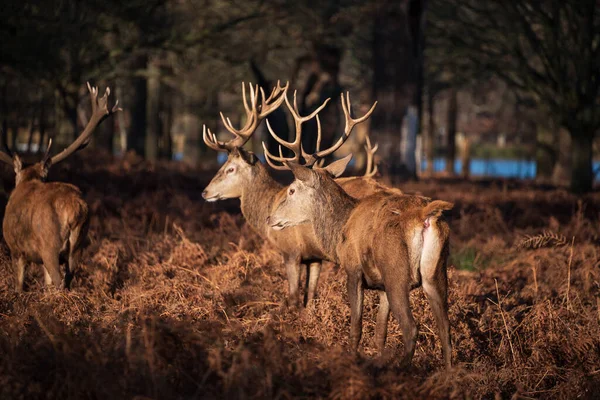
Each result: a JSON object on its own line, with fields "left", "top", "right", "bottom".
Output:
{"left": 284, "top": 256, "right": 301, "bottom": 307}
{"left": 346, "top": 269, "right": 364, "bottom": 352}
{"left": 305, "top": 261, "right": 322, "bottom": 306}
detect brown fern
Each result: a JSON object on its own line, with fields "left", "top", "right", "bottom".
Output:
{"left": 516, "top": 230, "right": 568, "bottom": 250}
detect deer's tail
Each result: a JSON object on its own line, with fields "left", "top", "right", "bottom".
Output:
{"left": 420, "top": 200, "right": 453, "bottom": 221}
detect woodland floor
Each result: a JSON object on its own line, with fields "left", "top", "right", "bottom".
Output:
{"left": 0, "top": 154, "right": 599, "bottom": 399}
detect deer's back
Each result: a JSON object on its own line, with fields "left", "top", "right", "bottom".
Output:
{"left": 336, "top": 176, "right": 401, "bottom": 199}
{"left": 3, "top": 181, "right": 88, "bottom": 260}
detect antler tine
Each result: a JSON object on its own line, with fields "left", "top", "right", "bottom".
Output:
{"left": 258, "top": 81, "right": 289, "bottom": 119}
{"left": 0, "top": 129, "right": 14, "bottom": 167}
{"left": 203, "top": 125, "right": 227, "bottom": 151}
{"left": 364, "top": 135, "right": 379, "bottom": 177}
{"left": 212, "top": 81, "right": 289, "bottom": 152}
{"left": 264, "top": 119, "right": 301, "bottom": 163}
{"left": 262, "top": 142, "right": 295, "bottom": 171}
{"left": 262, "top": 90, "right": 331, "bottom": 170}
{"left": 42, "top": 138, "right": 53, "bottom": 163}
{"left": 50, "top": 82, "right": 120, "bottom": 165}
{"left": 220, "top": 82, "right": 258, "bottom": 137}
{"left": 307, "top": 92, "right": 377, "bottom": 164}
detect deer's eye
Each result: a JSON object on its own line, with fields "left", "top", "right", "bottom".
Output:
{"left": 226, "top": 167, "right": 235, "bottom": 174}
{"left": 289, "top": 188, "right": 295, "bottom": 195}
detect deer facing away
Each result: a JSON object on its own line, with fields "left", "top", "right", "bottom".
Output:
{"left": 267, "top": 160, "right": 453, "bottom": 368}
{"left": 202, "top": 82, "right": 380, "bottom": 306}
{"left": 1, "top": 83, "right": 120, "bottom": 291}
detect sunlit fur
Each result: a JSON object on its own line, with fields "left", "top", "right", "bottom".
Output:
{"left": 3, "top": 156, "right": 89, "bottom": 291}
{"left": 269, "top": 165, "right": 453, "bottom": 369}
{"left": 203, "top": 148, "right": 398, "bottom": 306}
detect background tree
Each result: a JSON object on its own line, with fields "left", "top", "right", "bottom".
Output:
{"left": 428, "top": 0, "right": 600, "bottom": 192}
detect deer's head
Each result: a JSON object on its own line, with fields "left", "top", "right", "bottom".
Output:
{"left": 202, "top": 81, "right": 288, "bottom": 201}
{"left": 268, "top": 155, "right": 352, "bottom": 230}
{"left": 202, "top": 147, "right": 260, "bottom": 201}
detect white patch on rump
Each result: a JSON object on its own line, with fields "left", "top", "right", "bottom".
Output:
{"left": 420, "top": 217, "right": 442, "bottom": 281}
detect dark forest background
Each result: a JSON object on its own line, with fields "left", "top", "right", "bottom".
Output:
{"left": 1, "top": 0, "right": 599, "bottom": 192}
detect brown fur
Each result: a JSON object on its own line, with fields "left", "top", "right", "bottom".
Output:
{"left": 1, "top": 83, "right": 117, "bottom": 291}
{"left": 203, "top": 148, "right": 393, "bottom": 306}
{"left": 269, "top": 167, "right": 453, "bottom": 369}
{"left": 3, "top": 158, "right": 89, "bottom": 291}
{"left": 335, "top": 176, "right": 402, "bottom": 198}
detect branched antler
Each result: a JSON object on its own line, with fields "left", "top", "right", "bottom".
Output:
{"left": 263, "top": 92, "right": 377, "bottom": 170}
{"left": 50, "top": 82, "right": 121, "bottom": 165}
{"left": 203, "top": 81, "right": 289, "bottom": 152}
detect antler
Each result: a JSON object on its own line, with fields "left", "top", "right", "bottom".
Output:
{"left": 0, "top": 129, "right": 14, "bottom": 167}
{"left": 261, "top": 90, "right": 331, "bottom": 170}
{"left": 203, "top": 81, "right": 289, "bottom": 152}
{"left": 50, "top": 82, "right": 121, "bottom": 165}
{"left": 363, "top": 134, "right": 379, "bottom": 177}
{"left": 263, "top": 92, "right": 377, "bottom": 170}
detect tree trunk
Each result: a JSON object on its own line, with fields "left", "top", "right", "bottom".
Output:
{"left": 535, "top": 124, "right": 558, "bottom": 182}
{"left": 95, "top": 117, "right": 114, "bottom": 154}
{"left": 26, "top": 116, "right": 35, "bottom": 153}
{"left": 129, "top": 55, "right": 148, "bottom": 157}
{"left": 445, "top": 88, "right": 457, "bottom": 175}
{"left": 569, "top": 131, "right": 594, "bottom": 193}
{"left": 298, "top": 45, "right": 342, "bottom": 163}
{"left": 61, "top": 87, "right": 79, "bottom": 143}
{"left": 38, "top": 105, "right": 47, "bottom": 154}
{"left": 146, "top": 58, "right": 160, "bottom": 161}
{"left": 425, "top": 90, "right": 435, "bottom": 174}
{"left": 250, "top": 60, "right": 290, "bottom": 158}
{"left": 371, "top": 1, "right": 421, "bottom": 179}
{"left": 159, "top": 90, "right": 172, "bottom": 160}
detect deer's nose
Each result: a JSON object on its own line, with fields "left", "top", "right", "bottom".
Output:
{"left": 202, "top": 190, "right": 208, "bottom": 199}
{"left": 266, "top": 216, "right": 271, "bottom": 225}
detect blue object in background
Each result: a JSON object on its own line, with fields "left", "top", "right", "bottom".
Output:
{"left": 188, "top": 152, "right": 600, "bottom": 182}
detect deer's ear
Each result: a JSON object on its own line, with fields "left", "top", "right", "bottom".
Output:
{"left": 285, "top": 161, "right": 315, "bottom": 184}
{"left": 322, "top": 153, "right": 352, "bottom": 178}
{"left": 13, "top": 154, "right": 22, "bottom": 175}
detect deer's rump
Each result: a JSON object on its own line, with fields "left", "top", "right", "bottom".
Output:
{"left": 3, "top": 182, "right": 89, "bottom": 262}
{"left": 338, "top": 192, "right": 446, "bottom": 290}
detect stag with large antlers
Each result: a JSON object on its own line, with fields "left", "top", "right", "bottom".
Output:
{"left": 202, "top": 82, "right": 381, "bottom": 306}
{"left": 267, "top": 162, "right": 453, "bottom": 369}
{"left": 2, "top": 83, "right": 120, "bottom": 291}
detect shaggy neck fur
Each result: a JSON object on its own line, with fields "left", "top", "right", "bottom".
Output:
{"left": 312, "top": 173, "right": 358, "bottom": 262}
{"left": 240, "top": 162, "right": 283, "bottom": 237}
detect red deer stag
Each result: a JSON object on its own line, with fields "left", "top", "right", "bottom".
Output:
{"left": 1, "top": 83, "right": 120, "bottom": 291}
{"left": 202, "top": 83, "right": 376, "bottom": 306}
{"left": 267, "top": 163, "right": 453, "bottom": 369}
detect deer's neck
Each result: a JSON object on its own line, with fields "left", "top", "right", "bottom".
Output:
{"left": 240, "top": 164, "right": 283, "bottom": 237}
{"left": 313, "top": 182, "right": 358, "bottom": 262}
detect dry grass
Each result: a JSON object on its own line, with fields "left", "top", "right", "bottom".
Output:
{"left": 1, "top": 158, "right": 599, "bottom": 399}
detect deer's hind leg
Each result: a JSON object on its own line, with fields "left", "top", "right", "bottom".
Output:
{"left": 65, "top": 219, "right": 89, "bottom": 289}
{"left": 375, "top": 290, "right": 390, "bottom": 353}
{"left": 13, "top": 256, "right": 26, "bottom": 292}
{"left": 41, "top": 247, "right": 62, "bottom": 290}
{"left": 385, "top": 274, "right": 417, "bottom": 368}
{"left": 421, "top": 236, "right": 452, "bottom": 369}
